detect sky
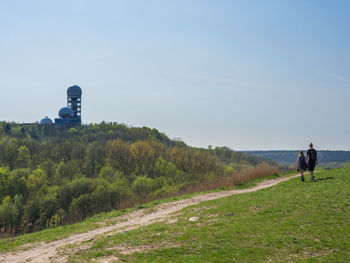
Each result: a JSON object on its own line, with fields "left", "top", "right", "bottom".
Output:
{"left": 1, "top": 0, "right": 349, "bottom": 150}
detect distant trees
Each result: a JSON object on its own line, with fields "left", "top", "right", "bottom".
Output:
{"left": 105, "top": 139, "right": 130, "bottom": 173}
{"left": 0, "top": 122, "right": 276, "bottom": 235}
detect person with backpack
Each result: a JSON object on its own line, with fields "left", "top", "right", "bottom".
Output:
{"left": 297, "top": 150, "right": 308, "bottom": 182}
{"left": 306, "top": 143, "right": 318, "bottom": 181}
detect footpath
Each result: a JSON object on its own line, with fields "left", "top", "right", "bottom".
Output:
{"left": 0, "top": 173, "right": 299, "bottom": 263}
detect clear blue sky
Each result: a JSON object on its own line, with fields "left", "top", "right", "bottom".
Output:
{"left": 1, "top": 0, "right": 349, "bottom": 150}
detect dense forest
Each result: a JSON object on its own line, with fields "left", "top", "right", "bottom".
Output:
{"left": 0, "top": 122, "right": 277, "bottom": 236}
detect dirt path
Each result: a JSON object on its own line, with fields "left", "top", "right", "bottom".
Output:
{"left": 0, "top": 174, "right": 300, "bottom": 263}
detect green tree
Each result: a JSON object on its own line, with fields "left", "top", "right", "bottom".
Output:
{"left": 108, "top": 178, "right": 130, "bottom": 209}
{"left": 91, "top": 183, "right": 109, "bottom": 213}
{"left": 99, "top": 165, "right": 116, "bottom": 182}
{"left": 4, "top": 138, "right": 18, "bottom": 169}
{"left": 26, "top": 169, "right": 48, "bottom": 193}
{"left": 0, "top": 167, "right": 11, "bottom": 200}
{"left": 38, "top": 160, "right": 57, "bottom": 181}
{"left": 71, "top": 177, "right": 95, "bottom": 198}
{"left": 23, "top": 198, "right": 40, "bottom": 226}
{"left": 16, "top": 145, "right": 31, "bottom": 168}
{"left": 55, "top": 161, "right": 80, "bottom": 183}
{"left": 37, "top": 186, "right": 58, "bottom": 227}
{"left": 105, "top": 139, "right": 130, "bottom": 173}
{"left": 58, "top": 184, "right": 72, "bottom": 211}
{"left": 131, "top": 176, "right": 156, "bottom": 200}
{"left": 154, "top": 157, "right": 183, "bottom": 184}
{"left": 130, "top": 141, "right": 158, "bottom": 176}
{"left": 84, "top": 142, "right": 105, "bottom": 176}
{"left": 8, "top": 169, "right": 29, "bottom": 198}
{"left": 0, "top": 125, "right": 4, "bottom": 137}
{"left": 4, "top": 124, "right": 11, "bottom": 134}
{"left": 0, "top": 195, "right": 23, "bottom": 233}
{"left": 0, "top": 196, "right": 13, "bottom": 232}
{"left": 70, "top": 194, "right": 92, "bottom": 220}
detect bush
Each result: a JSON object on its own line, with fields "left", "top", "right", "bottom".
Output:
{"left": 132, "top": 176, "right": 156, "bottom": 200}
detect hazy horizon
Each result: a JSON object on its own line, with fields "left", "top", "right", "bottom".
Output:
{"left": 1, "top": 1, "right": 349, "bottom": 151}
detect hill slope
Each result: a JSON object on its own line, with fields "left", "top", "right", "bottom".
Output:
{"left": 0, "top": 173, "right": 298, "bottom": 262}
{"left": 0, "top": 122, "right": 277, "bottom": 235}
{"left": 1, "top": 166, "right": 350, "bottom": 262}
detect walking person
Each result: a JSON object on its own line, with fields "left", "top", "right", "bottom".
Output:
{"left": 297, "top": 150, "right": 307, "bottom": 182}
{"left": 306, "top": 143, "right": 318, "bottom": 181}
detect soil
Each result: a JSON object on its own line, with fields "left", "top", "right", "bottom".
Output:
{"left": 0, "top": 174, "right": 299, "bottom": 263}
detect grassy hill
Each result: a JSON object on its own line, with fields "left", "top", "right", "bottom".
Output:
{"left": 1, "top": 166, "right": 350, "bottom": 262}
{"left": 72, "top": 166, "right": 349, "bottom": 263}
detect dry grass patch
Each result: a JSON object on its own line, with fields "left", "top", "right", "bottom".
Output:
{"left": 178, "top": 164, "right": 280, "bottom": 195}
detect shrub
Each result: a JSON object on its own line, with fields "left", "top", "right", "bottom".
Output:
{"left": 132, "top": 176, "right": 156, "bottom": 200}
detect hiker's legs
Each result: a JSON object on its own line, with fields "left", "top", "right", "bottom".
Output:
{"left": 300, "top": 170, "right": 304, "bottom": 182}
{"left": 308, "top": 161, "right": 316, "bottom": 180}
{"left": 310, "top": 170, "right": 314, "bottom": 180}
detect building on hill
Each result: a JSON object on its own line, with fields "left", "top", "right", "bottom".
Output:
{"left": 67, "top": 85, "right": 82, "bottom": 121}
{"left": 39, "top": 116, "right": 53, "bottom": 125}
{"left": 40, "top": 85, "right": 82, "bottom": 128}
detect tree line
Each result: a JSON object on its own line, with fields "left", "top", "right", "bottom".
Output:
{"left": 0, "top": 122, "right": 277, "bottom": 235}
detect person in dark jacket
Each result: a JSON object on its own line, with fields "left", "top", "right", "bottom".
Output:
{"left": 306, "top": 143, "right": 318, "bottom": 181}
{"left": 297, "top": 150, "right": 307, "bottom": 182}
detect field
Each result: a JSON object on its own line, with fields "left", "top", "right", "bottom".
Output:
{"left": 69, "top": 167, "right": 350, "bottom": 262}
{"left": 1, "top": 166, "right": 350, "bottom": 262}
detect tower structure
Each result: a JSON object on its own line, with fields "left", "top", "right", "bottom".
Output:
{"left": 52, "top": 85, "right": 82, "bottom": 127}
{"left": 67, "top": 85, "right": 82, "bottom": 124}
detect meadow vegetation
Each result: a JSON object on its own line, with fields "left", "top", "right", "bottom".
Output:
{"left": 0, "top": 122, "right": 278, "bottom": 235}
{"left": 65, "top": 166, "right": 350, "bottom": 263}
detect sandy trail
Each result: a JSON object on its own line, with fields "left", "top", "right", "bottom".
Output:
{"left": 0, "top": 174, "right": 299, "bottom": 263}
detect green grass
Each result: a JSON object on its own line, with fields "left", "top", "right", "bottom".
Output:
{"left": 0, "top": 171, "right": 294, "bottom": 253}
{"left": 66, "top": 167, "right": 350, "bottom": 262}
